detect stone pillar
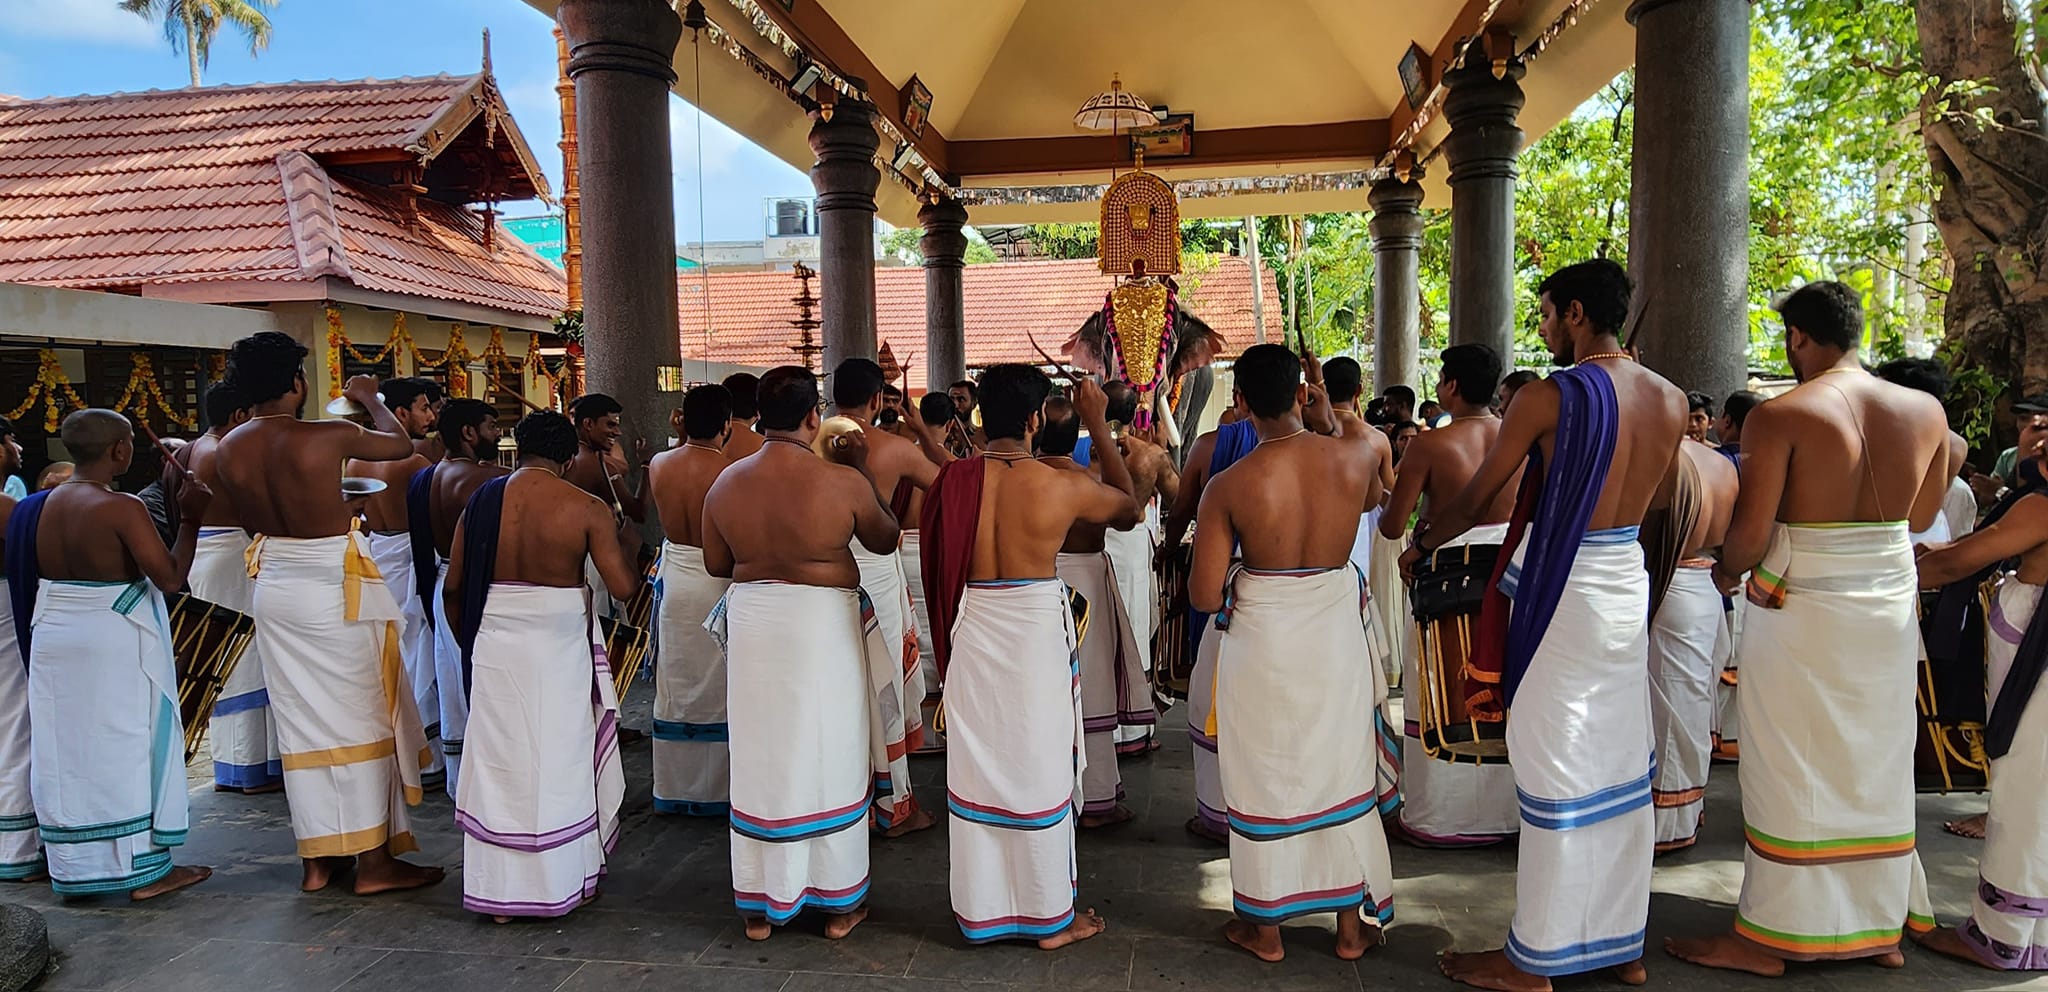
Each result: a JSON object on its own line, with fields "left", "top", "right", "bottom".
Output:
{"left": 1369, "top": 172, "right": 1425, "bottom": 395}
{"left": 1627, "top": 0, "right": 1750, "bottom": 400}
{"left": 558, "top": 0, "right": 682, "bottom": 457}
{"left": 810, "top": 100, "right": 882, "bottom": 371}
{"left": 1442, "top": 37, "right": 1526, "bottom": 363}
{"left": 919, "top": 197, "right": 968, "bottom": 392}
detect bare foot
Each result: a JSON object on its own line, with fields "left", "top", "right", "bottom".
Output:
{"left": 878, "top": 806, "right": 937, "bottom": 839}
{"left": 1872, "top": 949, "right": 1905, "bottom": 968}
{"left": 1184, "top": 815, "right": 1227, "bottom": 845}
{"left": 743, "top": 916, "right": 772, "bottom": 941}
{"left": 1918, "top": 926, "right": 1993, "bottom": 968}
{"left": 352, "top": 848, "right": 444, "bottom": 896}
{"left": 245, "top": 780, "right": 284, "bottom": 795}
{"left": 1224, "top": 919, "right": 1285, "bottom": 962}
{"left": 301, "top": 856, "right": 353, "bottom": 893}
{"left": 1663, "top": 934, "right": 1786, "bottom": 977}
{"left": 1037, "top": 908, "right": 1106, "bottom": 950}
{"left": 823, "top": 906, "right": 868, "bottom": 939}
{"left": 131, "top": 864, "right": 210, "bottom": 901}
{"left": 1944, "top": 813, "right": 1987, "bottom": 839}
{"left": 1439, "top": 949, "right": 1550, "bottom": 991}
{"left": 493, "top": 915, "right": 512, "bottom": 924}
{"left": 1612, "top": 958, "right": 1647, "bottom": 985}
{"left": 1080, "top": 805, "right": 1136, "bottom": 829}
{"left": 1334, "top": 910, "right": 1381, "bottom": 961}
{"left": 6, "top": 869, "right": 47, "bottom": 883}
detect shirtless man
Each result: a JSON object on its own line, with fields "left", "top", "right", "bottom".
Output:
{"left": 418, "top": 399, "right": 508, "bottom": 797}
{"left": 1037, "top": 395, "right": 1151, "bottom": 825}
{"left": 564, "top": 393, "right": 650, "bottom": 613}
{"left": 16, "top": 409, "right": 213, "bottom": 900}
{"left": 703, "top": 366, "right": 898, "bottom": 941}
{"left": 211, "top": 331, "right": 443, "bottom": 896}
{"left": 1421, "top": 259, "right": 1686, "bottom": 989}
{"left": 923, "top": 368, "right": 1136, "bottom": 948}
{"left": 828, "top": 358, "right": 946, "bottom": 834}
{"left": 178, "top": 382, "right": 286, "bottom": 794}
{"left": 720, "top": 372, "right": 765, "bottom": 462}
{"left": 345, "top": 377, "right": 437, "bottom": 535}
{"left": 442, "top": 411, "right": 639, "bottom": 922}
{"left": 1643, "top": 438, "right": 1739, "bottom": 854}
{"left": 1668, "top": 281, "right": 1950, "bottom": 977}
{"left": 1189, "top": 344, "right": 1394, "bottom": 963}
{"left": 644, "top": 385, "right": 738, "bottom": 816}
{"left": 1378, "top": 343, "right": 1523, "bottom": 850}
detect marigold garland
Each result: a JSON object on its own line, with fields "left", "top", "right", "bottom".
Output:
{"left": 111, "top": 353, "right": 198, "bottom": 432}
{"left": 6, "top": 350, "right": 88, "bottom": 433}
{"left": 322, "top": 306, "right": 542, "bottom": 405}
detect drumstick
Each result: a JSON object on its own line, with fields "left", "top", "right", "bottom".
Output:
{"left": 1027, "top": 332, "right": 1081, "bottom": 387}
{"left": 485, "top": 372, "right": 548, "bottom": 413}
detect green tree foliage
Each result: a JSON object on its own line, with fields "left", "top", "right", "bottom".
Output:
{"left": 120, "top": 0, "right": 278, "bottom": 87}
{"left": 878, "top": 227, "right": 999, "bottom": 266}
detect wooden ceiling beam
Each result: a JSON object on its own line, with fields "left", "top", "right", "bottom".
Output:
{"left": 947, "top": 120, "right": 1391, "bottom": 178}
{"left": 743, "top": 0, "right": 953, "bottom": 176}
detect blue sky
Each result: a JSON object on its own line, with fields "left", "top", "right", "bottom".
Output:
{"left": 0, "top": 0, "right": 815, "bottom": 242}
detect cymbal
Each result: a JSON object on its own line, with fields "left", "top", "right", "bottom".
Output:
{"left": 341, "top": 476, "right": 387, "bottom": 498}
{"left": 813, "top": 416, "right": 864, "bottom": 464}
{"left": 324, "top": 392, "right": 384, "bottom": 417}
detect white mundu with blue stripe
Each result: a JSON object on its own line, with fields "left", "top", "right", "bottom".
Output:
{"left": 192, "top": 527, "right": 282, "bottom": 791}
{"left": 652, "top": 541, "right": 732, "bottom": 816}
{"left": 1499, "top": 527, "right": 1655, "bottom": 976}
{"left": 0, "top": 582, "right": 41, "bottom": 881}
{"left": 1218, "top": 566, "right": 1395, "bottom": 929}
{"left": 27, "top": 579, "right": 188, "bottom": 896}
{"left": 946, "top": 579, "right": 1085, "bottom": 943}
{"left": 722, "top": 581, "right": 873, "bottom": 926}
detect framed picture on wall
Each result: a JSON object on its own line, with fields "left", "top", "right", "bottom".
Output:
{"left": 1399, "top": 43, "right": 1430, "bottom": 109}
{"left": 1130, "top": 112, "right": 1194, "bottom": 159}
{"left": 900, "top": 75, "right": 933, "bottom": 139}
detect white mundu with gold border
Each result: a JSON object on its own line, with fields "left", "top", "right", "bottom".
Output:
{"left": 248, "top": 532, "right": 427, "bottom": 859}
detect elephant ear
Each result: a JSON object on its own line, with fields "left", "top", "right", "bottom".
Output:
{"left": 1063, "top": 311, "right": 1110, "bottom": 377}
{"left": 1170, "top": 310, "right": 1224, "bottom": 377}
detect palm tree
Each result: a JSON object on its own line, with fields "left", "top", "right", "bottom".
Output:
{"left": 118, "top": 0, "right": 278, "bottom": 88}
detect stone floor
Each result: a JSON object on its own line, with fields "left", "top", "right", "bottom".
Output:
{"left": 4, "top": 687, "right": 2041, "bottom": 992}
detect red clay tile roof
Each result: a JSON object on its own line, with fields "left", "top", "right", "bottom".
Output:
{"left": 679, "top": 255, "right": 1280, "bottom": 392}
{"left": 0, "top": 76, "right": 565, "bottom": 320}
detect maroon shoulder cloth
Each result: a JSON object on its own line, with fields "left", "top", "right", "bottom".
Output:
{"left": 918, "top": 456, "right": 984, "bottom": 679}
{"left": 888, "top": 478, "right": 916, "bottom": 524}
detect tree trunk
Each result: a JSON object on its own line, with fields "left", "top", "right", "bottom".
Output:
{"left": 185, "top": 12, "right": 202, "bottom": 87}
{"left": 1917, "top": 0, "right": 2048, "bottom": 421}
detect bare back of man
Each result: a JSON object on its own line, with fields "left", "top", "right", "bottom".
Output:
{"left": 1745, "top": 373, "right": 1948, "bottom": 529}
{"left": 430, "top": 459, "right": 510, "bottom": 557}
{"left": 1335, "top": 410, "right": 1398, "bottom": 500}
{"left": 181, "top": 432, "right": 243, "bottom": 529}
{"left": 703, "top": 439, "right": 896, "bottom": 588}
{"left": 349, "top": 450, "right": 431, "bottom": 533}
{"left": 215, "top": 378, "right": 415, "bottom": 539}
{"left": 971, "top": 454, "right": 1137, "bottom": 580}
{"left": 725, "top": 421, "right": 764, "bottom": 461}
{"left": 646, "top": 444, "right": 731, "bottom": 549}
{"left": 1205, "top": 433, "right": 1381, "bottom": 576}
{"left": 1400, "top": 417, "right": 1519, "bottom": 537}
{"left": 476, "top": 470, "right": 640, "bottom": 596}
{"left": 1679, "top": 439, "right": 1738, "bottom": 556}
{"left": 1510, "top": 362, "right": 1688, "bottom": 534}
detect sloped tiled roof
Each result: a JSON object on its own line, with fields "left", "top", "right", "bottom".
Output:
{"left": 678, "top": 255, "right": 1279, "bottom": 392}
{"left": 0, "top": 76, "right": 565, "bottom": 320}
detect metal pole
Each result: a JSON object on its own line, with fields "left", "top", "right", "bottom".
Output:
{"left": 1244, "top": 216, "right": 1266, "bottom": 345}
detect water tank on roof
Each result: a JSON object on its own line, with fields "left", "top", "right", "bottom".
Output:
{"left": 768, "top": 198, "right": 815, "bottom": 238}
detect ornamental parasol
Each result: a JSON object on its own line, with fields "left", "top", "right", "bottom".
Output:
{"left": 1073, "top": 74, "right": 1158, "bottom": 132}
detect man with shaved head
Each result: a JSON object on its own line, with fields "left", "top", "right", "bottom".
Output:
{"left": 6, "top": 409, "right": 213, "bottom": 900}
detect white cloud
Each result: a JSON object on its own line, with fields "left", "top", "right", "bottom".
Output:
{"left": 0, "top": 0, "right": 160, "bottom": 48}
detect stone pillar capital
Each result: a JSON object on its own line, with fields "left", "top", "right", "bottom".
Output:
{"left": 558, "top": 0, "right": 682, "bottom": 84}
{"left": 1368, "top": 174, "right": 1426, "bottom": 251}
{"left": 1442, "top": 40, "right": 1527, "bottom": 186}
{"left": 918, "top": 198, "right": 970, "bottom": 271}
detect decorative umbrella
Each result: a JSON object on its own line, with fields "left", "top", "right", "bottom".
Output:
{"left": 1073, "top": 74, "right": 1158, "bottom": 133}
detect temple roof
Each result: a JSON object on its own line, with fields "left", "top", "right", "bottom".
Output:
{"left": 678, "top": 255, "right": 1278, "bottom": 392}
{"left": 0, "top": 75, "right": 566, "bottom": 322}
{"left": 526, "top": 0, "right": 1631, "bottom": 224}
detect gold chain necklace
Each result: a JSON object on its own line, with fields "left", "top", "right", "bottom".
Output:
{"left": 684, "top": 442, "right": 722, "bottom": 453}
{"left": 1259, "top": 427, "right": 1310, "bottom": 446}
{"left": 512, "top": 465, "right": 560, "bottom": 479}
{"left": 1576, "top": 351, "right": 1633, "bottom": 365}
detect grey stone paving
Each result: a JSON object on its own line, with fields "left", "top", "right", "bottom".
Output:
{"left": 4, "top": 687, "right": 2043, "bottom": 992}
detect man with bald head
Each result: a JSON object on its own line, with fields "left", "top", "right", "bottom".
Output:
{"left": 7, "top": 409, "right": 212, "bottom": 900}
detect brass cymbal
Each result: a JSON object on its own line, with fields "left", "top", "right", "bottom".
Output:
{"left": 813, "top": 416, "right": 864, "bottom": 463}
